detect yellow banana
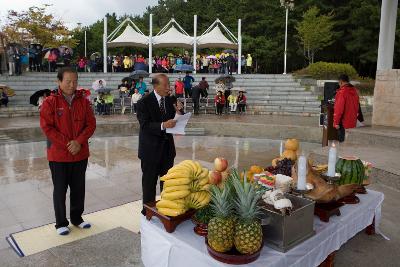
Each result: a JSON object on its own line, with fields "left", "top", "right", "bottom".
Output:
{"left": 162, "top": 171, "right": 191, "bottom": 181}
{"left": 198, "top": 176, "right": 209, "bottom": 186}
{"left": 199, "top": 168, "right": 209, "bottom": 179}
{"left": 158, "top": 207, "right": 187, "bottom": 217}
{"left": 161, "top": 190, "right": 190, "bottom": 200}
{"left": 156, "top": 199, "right": 186, "bottom": 209}
{"left": 162, "top": 185, "right": 190, "bottom": 193}
{"left": 164, "top": 178, "right": 191, "bottom": 187}
{"left": 201, "top": 184, "right": 211, "bottom": 191}
{"left": 194, "top": 161, "right": 202, "bottom": 177}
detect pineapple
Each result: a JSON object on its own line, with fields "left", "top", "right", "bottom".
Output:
{"left": 231, "top": 169, "right": 264, "bottom": 254}
{"left": 207, "top": 182, "right": 235, "bottom": 253}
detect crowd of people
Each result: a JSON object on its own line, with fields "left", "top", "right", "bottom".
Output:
{"left": 92, "top": 73, "right": 247, "bottom": 116}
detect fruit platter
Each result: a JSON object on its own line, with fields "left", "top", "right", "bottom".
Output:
{"left": 144, "top": 137, "right": 375, "bottom": 263}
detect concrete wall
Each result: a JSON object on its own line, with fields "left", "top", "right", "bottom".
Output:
{"left": 372, "top": 69, "right": 400, "bottom": 127}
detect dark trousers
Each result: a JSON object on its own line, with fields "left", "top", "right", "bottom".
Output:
{"left": 49, "top": 159, "right": 88, "bottom": 229}
{"left": 141, "top": 142, "right": 174, "bottom": 214}
{"left": 132, "top": 103, "right": 137, "bottom": 113}
{"left": 216, "top": 103, "right": 224, "bottom": 115}
{"left": 338, "top": 125, "right": 346, "bottom": 142}
{"left": 237, "top": 103, "right": 246, "bottom": 113}
{"left": 184, "top": 87, "right": 191, "bottom": 98}
{"left": 192, "top": 97, "right": 200, "bottom": 114}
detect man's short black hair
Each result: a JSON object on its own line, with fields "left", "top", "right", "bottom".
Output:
{"left": 202, "top": 77, "right": 206, "bottom": 80}
{"left": 339, "top": 74, "right": 350, "bottom": 83}
{"left": 57, "top": 67, "right": 78, "bottom": 81}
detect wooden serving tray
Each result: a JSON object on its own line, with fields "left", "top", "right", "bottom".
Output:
{"left": 205, "top": 238, "right": 262, "bottom": 265}
{"left": 144, "top": 201, "right": 196, "bottom": 233}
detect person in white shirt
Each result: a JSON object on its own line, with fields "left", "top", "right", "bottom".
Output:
{"left": 131, "top": 88, "right": 142, "bottom": 114}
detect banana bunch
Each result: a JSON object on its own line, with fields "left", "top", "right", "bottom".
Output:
{"left": 157, "top": 160, "right": 211, "bottom": 217}
{"left": 313, "top": 164, "right": 328, "bottom": 174}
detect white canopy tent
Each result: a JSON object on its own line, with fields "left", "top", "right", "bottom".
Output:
{"left": 107, "top": 24, "right": 148, "bottom": 48}
{"left": 152, "top": 19, "right": 194, "bottom": 48}
{"left": 197, "top": 21, "right": 238, "bottom": 49}
{"left": 103, "top": 17, "right": 148, "bottom": 72}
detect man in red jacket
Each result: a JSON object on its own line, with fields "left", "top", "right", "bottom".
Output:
{"left": 40, "top": 67, "right": 96, "bottom": 235}
{"left": 333, "top": 74, "right": 359, "bottom": 142}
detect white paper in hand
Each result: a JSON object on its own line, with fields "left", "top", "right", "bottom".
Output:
{"left": 166, "top": 112, "right": 192, "bottom": 135}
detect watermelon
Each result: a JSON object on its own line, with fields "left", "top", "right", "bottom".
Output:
{"left": 335, "top": 156, "right": 364, "bottom": 185}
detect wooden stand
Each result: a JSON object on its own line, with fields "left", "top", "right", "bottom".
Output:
{"left": 321, "top": 102, "right": 338, "bottom": 147}
{"left": 144, "top": 202, "right": 196, "bottom": 233}
{"left": 314, "top": 201, "right": 344, "bottom": 222}
{"left": 356, "top": 186, "right": 368, "bottom": 194}
{"left": 192, "top": 219, "right": 208, "bottom": 236}
{"left": 338, "top": 193, "right": 360, "bottom": 204}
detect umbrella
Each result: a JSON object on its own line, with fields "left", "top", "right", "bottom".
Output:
{"left": 215, "top": 74, "right": 236, "bottom": 84}
{"left": 90, "top": 52, "right": 101, "bottom": 61}
{"left": 30, "top": 89, "right": 51, "bottom": 106}
{"left": 129, "top": 70, "right": 149, "bottom": 80}
{"left": 43, "top": 48, "right": 59, "bottom": 59}
{"left": 0, "top": 84, "right": 15, "bottom": 97}
{"left": 223, "top": 49, "right": 234, "bottom": 54}
{"left": 92, "top": 79, "right": 107, "bottom": 91}
{"left": 174, "top": 64, "right": 194, "bottom": 72}
{"left": 134, "top": 62, "right": 148, "bottom": 71}
{"left": 122, "top": 77, "right": 132, "bottom": 84}
{"left": 59, "top": 45, "right": 73, "bottom": 55}
{"left": 206, "top": 55, "right": 217, "bottom": 59}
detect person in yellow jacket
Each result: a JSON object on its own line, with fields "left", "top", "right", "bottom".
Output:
{"left": 246, "top": 54, "right": 253, "bottom": 74}
{"left": 227, "top": 92, "right": 237, "bottom": 113}
{"left": 104, "top": 92, "right": 114, "bottom": 115}
{"left": 123, "top": 56, "right": 132, "bottom": 72}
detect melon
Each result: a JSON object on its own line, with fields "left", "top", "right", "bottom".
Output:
{"left": 335, "top": 156, "right": 365, "bottom": 185}
{"left": 285, "top": 139, "right": 299, "bottom": 151}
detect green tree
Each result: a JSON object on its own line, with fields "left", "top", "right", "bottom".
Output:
{"left": 296, "top": 6, "right": 335, "bottom": 64}
{"left": 2, "top": 5, "right": 78, "bottom": 48}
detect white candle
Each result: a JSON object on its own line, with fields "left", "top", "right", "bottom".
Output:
{"left": 279, "top": 141, "right": 283, "bottom": 156}
{"left": 297, "top": 155, "right": 307, "bottom": 190}
{"left": 327, "top": 142, "right": 337, "bottom": 177}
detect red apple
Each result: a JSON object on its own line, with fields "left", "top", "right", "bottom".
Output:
{"left": 214, "top": 157, "right": 228, "bottom": 172}
{"left": 209, "top": 170, "right": 222, "bottom": 185}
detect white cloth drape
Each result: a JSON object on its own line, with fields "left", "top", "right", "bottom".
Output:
{"left": 141, "top": 190, "right": 385, "bottom": 267}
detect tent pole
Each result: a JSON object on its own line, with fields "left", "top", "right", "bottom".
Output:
{"left": 238, "top": 19, "right": 242, "bottom": 75}
{"left": 193, "top": 15, "right": 197, "bottom": 74}
{"left": 103, "top": 15, "right": 107, "bottom": 73}
{"left": 149, "top": 14, "right": 153, "bottom": 74}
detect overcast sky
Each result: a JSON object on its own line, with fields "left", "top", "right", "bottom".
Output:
{"left": 0, "top": 0, "right": 159, "bottom": 28}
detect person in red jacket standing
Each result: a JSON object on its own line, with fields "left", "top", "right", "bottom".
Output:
{"left": 333, "top": 74, "right": 359, "bottom": 142}
{"left": 40, "top": 67, "right": 96, "bottom": 235}
{"left": 215, "top": 90, "right": 226, "bottom": 115}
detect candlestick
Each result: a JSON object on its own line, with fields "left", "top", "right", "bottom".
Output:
{"left": 297, "top": 155, "right": 307, "bottom": 190}
{"left": 327, "top": 142, "right": 337, "bottom": 177}
{"left": 279, "top": 141, "right": 283, "bottom": 156}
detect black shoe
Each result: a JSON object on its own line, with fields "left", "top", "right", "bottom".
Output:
{"left": 141, "top": 209, "right": 146, "bottom": 216}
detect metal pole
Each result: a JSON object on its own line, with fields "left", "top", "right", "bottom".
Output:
{"left": 84, "top": 30, "right": 87, "bottom": 72}
{"left": 103, "top": 16, "right": 107, "bottom": 73}
{"left": 238, "top": 19, "right": 242, "bottom": 74}
{"left": 149, "top": 14, "right": 153, "bottom": 74}
{"left": 193, "top": 15, "right": 197, "bottom": 74}
{"left": 84, "top": 31, "right": 87, "bottom": 58}
{"left": 283, "top": 7, "right": 288, "bottom": 74}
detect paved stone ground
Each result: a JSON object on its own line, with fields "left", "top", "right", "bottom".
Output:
{"left": 0, "top": 227, "right": 144, "bottom": 267}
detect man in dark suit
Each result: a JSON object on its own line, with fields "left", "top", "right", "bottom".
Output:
{"left": 136, "top": 74, "right": 183, "bottom": 215}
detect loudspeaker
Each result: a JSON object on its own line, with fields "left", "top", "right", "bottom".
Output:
{"left": 323, "top": 82, "right": 339, "bottom": 103}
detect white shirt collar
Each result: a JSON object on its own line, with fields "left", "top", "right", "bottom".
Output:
{"left": 153, "top": 90, "right": 163, "bottom": 104}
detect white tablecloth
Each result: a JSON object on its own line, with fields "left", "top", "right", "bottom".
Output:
{"left": 141, "top": 190, "right": 384, "bottom": 267}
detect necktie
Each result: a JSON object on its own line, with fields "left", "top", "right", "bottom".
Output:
{"left": 160, "top": 97, "right": 166, "bottom": 118}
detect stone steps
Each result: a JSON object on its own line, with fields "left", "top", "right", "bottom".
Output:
{"left": 0, "top": 73, "right": 320, "bottom": 116}
{"left": 0, "top": 134, "right": 17, "bottom": 145}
